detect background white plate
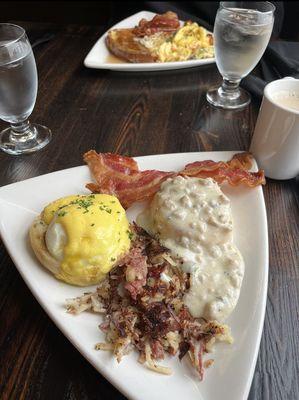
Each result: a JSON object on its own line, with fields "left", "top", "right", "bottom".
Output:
{"left": 84, "top": 11, "right": 215, "bottom": 71}
{"left": 0, "top": 152, "right": 268, "bottom": 400}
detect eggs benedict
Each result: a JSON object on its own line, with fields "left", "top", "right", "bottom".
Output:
{"left": 30, "top": 194, "right": 131, "bottom": 286}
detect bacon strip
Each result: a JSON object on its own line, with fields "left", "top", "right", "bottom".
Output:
{"left": 181, "top": 152, "right": 265, "bottom": 187}
{"left": 182, "top": 166, "right": 265, "bottom": 187}
{"left": 133, "top": 11, "right": 180, "bottom": 37}
{"left": 84, "top": 150, "right": 173, "bottom": 208}
{"left": 181, "top": 152, "right": 254, "bottom": 175}
{"left": 228, "top": 152, "right": 253, "bottom": 170}
{"left": 84, "top": 151, "right": 265, "bottom": 208}
{"left": 84, "top": 151, "right": 138, "bottom": 176}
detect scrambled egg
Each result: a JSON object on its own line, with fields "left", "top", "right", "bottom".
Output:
{"left": 140, "top": 22, "right": 214, "bottom": 62}
{"left": 158, "top": 22, "right": 214, "bottom": 62}
{"left": 40, "top": 194, "right": 131, "bottom": 286}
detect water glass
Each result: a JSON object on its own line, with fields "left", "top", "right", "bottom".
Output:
{"left": 207, "top": 2, "right": 275, "bottom": 110}
{"left": 0, "top": 23, "right": 51, "bottom": 155}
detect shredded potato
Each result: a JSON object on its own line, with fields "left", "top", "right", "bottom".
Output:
{"left": 145, "top": 343, "right": 172, "bottom": 375}
{"left": 66, "top": 225, "right": 233, "bottom": 380}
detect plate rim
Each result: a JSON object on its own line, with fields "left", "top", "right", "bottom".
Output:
{"left": 84, "top": 10, "right": 215, "bottom": 71}
{"left": 0, "top": 151, "right": 268, "bottom": 400}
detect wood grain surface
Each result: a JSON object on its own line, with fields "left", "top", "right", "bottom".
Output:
{"left": 0, "top": 22, "right": 298, "bottom": 400}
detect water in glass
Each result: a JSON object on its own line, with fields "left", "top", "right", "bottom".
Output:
{"left": 214, "top": 8, "right": 273, "bottom": 80}
{"left": 206, "top": 2, "right": 275, "bottom": 110}
{"left": 0, "top": 41, "right": 37, "bottom": 123}
{"left": 0, "top": 23, "right": 51, "bottom": 155}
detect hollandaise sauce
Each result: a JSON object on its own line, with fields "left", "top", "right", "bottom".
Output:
{"left": 42, "top": 194, "right": 131, "bottom": 286}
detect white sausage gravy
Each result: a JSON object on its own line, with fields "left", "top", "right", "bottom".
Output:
{"left": 137, "top": 176, "right": 245, "bottom": 322}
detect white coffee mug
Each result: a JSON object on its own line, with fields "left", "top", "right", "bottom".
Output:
{"left": 250, "top": 77, "right": 299, "bottom": 180}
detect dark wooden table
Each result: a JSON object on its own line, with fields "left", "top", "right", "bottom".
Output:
{"left": 0, "top": 22, "right": 298, "bottom": 400}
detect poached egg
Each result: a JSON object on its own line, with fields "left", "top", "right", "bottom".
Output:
{"left": 31, "top": 194, "right": 131, "bottom": 286}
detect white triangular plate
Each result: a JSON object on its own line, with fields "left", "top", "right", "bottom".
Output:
{"left": 0, "top": 152, "right": 268, "bottom": 400}
{"left": 84, "top": 11, "right": 215, "bottom": 71}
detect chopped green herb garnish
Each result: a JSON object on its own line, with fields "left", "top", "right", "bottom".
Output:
{"left": 58, "top": 210, "right": 67, "bottom": 217}
{"left": 99, "top": 204, "right": 112, "bottom": 214}
{"left": 110, "top": 257, "right": 116, "bottom": 262}
{"left": 72, "top": 198, "right": 93, "bottom": 209}
{"left": 91, "top": 223, "right": 95, "bottom": 227}
{"left": 126, "top": 230, "right": 133, "bottom": 240}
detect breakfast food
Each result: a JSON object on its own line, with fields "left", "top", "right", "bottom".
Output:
{"left": 64, "top": 150, "right": 258, "bottom": 379}
{"left": 106, "top": 29, "right": 156, "bottom": 63}
{"left": 106, "top": 12, "right": 214, "bottom": 63}
{"left": 84, "top": 150, "right": 265, "bottom": 208}
{"left": 28, "top": 150, "right": 265, "bottom": 380}
{"left": 67, "top": 224, "right": 233, "bottom": 379}
{"left": 29, "top": 194, "right": 131, "bottom": 286}
{"left": 137, "top": 176, "right": 244, "bottom": 321}
{"left": 140, "top": 21, "right": 214, "bottom": 62}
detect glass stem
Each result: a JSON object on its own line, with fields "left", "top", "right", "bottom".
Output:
{"left": 219, "top": 78, "right": 241, "bottom": 100}
{"left": 9, "top": 119, "right": 36, "bottom": 143}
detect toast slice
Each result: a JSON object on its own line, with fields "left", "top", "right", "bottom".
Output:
{"left": 106, "top": 29, "right": 157, "bottom": 63}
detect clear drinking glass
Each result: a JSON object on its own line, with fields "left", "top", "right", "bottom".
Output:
{"left": 0, "top": 23, "right": 51, "bottom": 155}
{"left": 207, "top": 2, "right": 275, "bottom": 109}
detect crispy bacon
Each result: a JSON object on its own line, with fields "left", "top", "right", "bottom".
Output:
{"left": 182, "top": 165, "right": 265, "bottom": 187}
{"left": 133, "top": 11, "right": 180, "bottom": 37}
{"left": 84, "top": 150, "right": 265, "bottom": 208}
{"left": 181, "top": 151, "right": 254, "bottom": 175}
{"left": 178, "top": 152, "right": 265, "bottom": 187}
{"left": 84, "top": 150, "right": 174, "bottom": 208}
{"left": 84, "top": 151, "right": 138, "bottom": 178}
{"left": 228, "top": 152, "right": 253, "bottom": 170}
